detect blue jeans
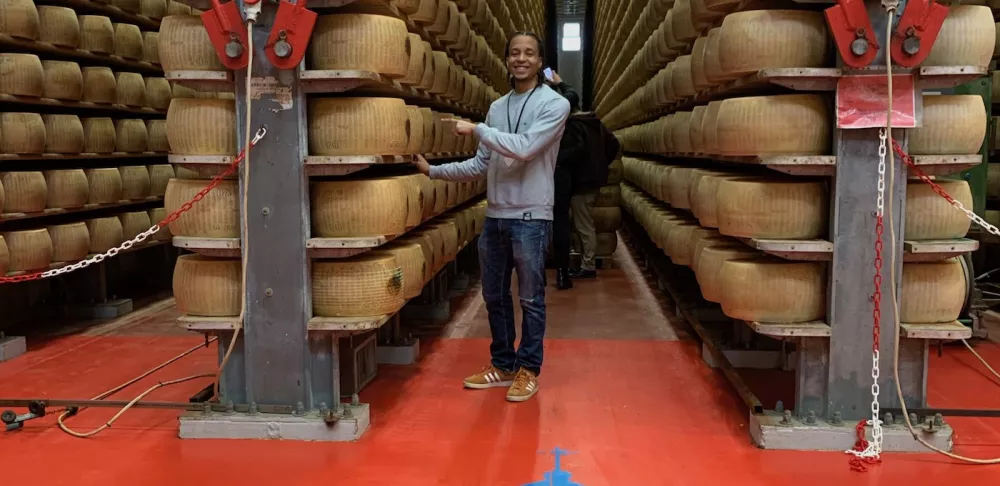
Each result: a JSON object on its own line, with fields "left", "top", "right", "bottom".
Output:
{"left": 477, "top": 217, "right": 550, "bottom": 376}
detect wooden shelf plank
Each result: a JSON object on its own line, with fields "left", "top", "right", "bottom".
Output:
{"left": 899, "top": 321, "right": 972, "bottom": 340}
{"left": 0, "top": 33, "right": 161, "bottom": 74}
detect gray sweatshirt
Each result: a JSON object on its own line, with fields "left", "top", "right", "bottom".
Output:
{"left": 428, "top": 83, "right": 571, "bottom": 221}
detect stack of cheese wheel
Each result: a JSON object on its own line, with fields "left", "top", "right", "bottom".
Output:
{"left": 158, "top": 14, "right": 227, "bottom": 72}
{"left": 173, "top": 254, "right": 242, "bottom": 316}
{"left": 48, "top": 222, "right": 89, "bottom": 263}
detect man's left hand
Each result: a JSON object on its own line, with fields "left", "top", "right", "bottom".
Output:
{"left": 444, "top": 118, "right": 477, "bottom": 136}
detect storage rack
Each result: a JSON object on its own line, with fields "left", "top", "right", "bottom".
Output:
{"left": 160, "top": 0, "right": 547, "bottom": 440}
{"left": 0, "top": 0, "right": 178, "bottom": 325}
{"left": 592, "top": 0, "right": 991, "bottom": 451}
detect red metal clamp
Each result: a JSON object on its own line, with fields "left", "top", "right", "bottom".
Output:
{"left": 824, "top": 0, "right": 880, "bottom": 68}
{"left": 888, "top": 0, "right": 949, "bottom": 68}
{"left": 200, "top": 0, "right": 251, "bottom": 70}
{"left": 264, "top": 0, "right": 317, "bottom": 70}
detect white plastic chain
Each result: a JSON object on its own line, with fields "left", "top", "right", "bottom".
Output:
{"left": 39, "top": 225, "right": 162, "bottom": 279}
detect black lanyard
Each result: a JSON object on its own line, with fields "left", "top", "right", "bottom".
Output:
{"left": 506, "top": 85, "right": 538, "bottom": 134}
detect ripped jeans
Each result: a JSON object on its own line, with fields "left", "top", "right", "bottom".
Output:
{"left": 478, "top": 217, "right": 550, "bottom": 376}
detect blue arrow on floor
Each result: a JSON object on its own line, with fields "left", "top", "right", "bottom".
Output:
{"left": 522, "top": 447, "right": 583, "bottom": 486}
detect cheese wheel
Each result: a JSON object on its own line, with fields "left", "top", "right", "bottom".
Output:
{"left": 1, "top": 171, "right": 46, "bottom": 213}
{"left": 120, "top": 210, "right": 151, "bottom": 239}
{"left": 1, "top": 113, "right": 46, "bottom": 154}
{"left": 85, "top": 168, "right": 123, "bottom": 204}
{"left": 141, "top": 0, "right": 167, "bottom": 19}
{"left": 42, "top": 61, "right": 83, "bottom": 101}
{"left": 148, "top": 207, "right": 171, "bottom": 240}
{"left": 715, "top": 95, "right": 830, "bottom": 155}
{"left": 0, "top": 53, "right": 44, "bottom": 97}
{"left": 158, "top": 15, "right": 226, "bottom": 71}
{"left": 664, "top": 223, "right": 699, "bottom": 265}
{"left": 37, "top": 6, "right": 78, "bottom": 47}
{"left": 311, "top": 178, "right": 409, "bottom": 237}
{"left": 671, "top": 111, "right": 694, "bottom": 153}
{"left": 592, "top": 206, "right": 622, "bottom": 232}
{"left": 115, "top": 72, "right": 146, "bottom": 107}
{"left": 924, "top": 5, "right": 994, "bottom": 68}
{"left": 901, "top": 259, "right": 967, "bottom": 323}
{"left": 429, "top": 220, "right": 459, "bottom": 258}
{"left": 312, "top": 253, "right": 406, "bottom": 317}
{"left": 120, "top": 165, "right": 151, "bottom": 200}
{"left": 989, "top": 163, "right": 1000, "bottom": 198}
{"left": 166, "top": 98, "right": 236, "bottom": 155}
{"left": 146, "top": 119, "right": 169, "bottom": 152}
{"left": 372, "top": 242, "right": 427, "bottom": 299}
{"left": 173, "top": 255, "right": 242, "bottom": 317}
{"left": 691, "top": 172, "right": 741, "bottom": 227}
{"left": 719, "top": 259, "right": 827, "bottom": 322}
{"left": 1, "top": 229, "right": 53, "bottom": 271}
{"left": 114, "top": 0, "right": 140, "bottom": 13}
{"left": 164, "top": 178, "right": 239, "bottom": 237}
{"left": 142, "top": 31, "right": 160, "bottom": 65}
{"left": 701, "top": 100, "right": 724, "bottom": 155}
{"left": 0, "top": 236, "right": 8, "bottom": 275}
{"left": 695, "top": 245, "right": 759, "bottom": 302}
{"left": 909, "top": 95, "right": 986, "bottom": 155}
{"left": 905, "top": 180, "right": 973, "bottom": 239}
{"left": 308, "top": 98, "right": 409, "bottom": 156}
{"left": 0, "top": 0, "right": 39, "bottom": 40}
{"left": 691, "top": 235, "right": 738, "bottom": 274}
{"left": 86, "top": 216, "right": 124, "bottom": 252}
{"left": 113, "top": 23, "right": 143, "bottom": 60}
{"left": 717, "top": 10, "right": 830, "bottom": 77}
{"left": 147, "top": 164, "right": 174, "bottom": 196}
{"left": 47, "top": 222, "right": 89, "bottom": 262}
{"left": 44, "top": 169, "right": 89, "bottom": 209}
{"left": 309, "top": 14, "right": 410, "bottom": 78}
{"left": 717, "top": 178, "right": 828, "bottom": 239}
{"left": 81, "top": 66, "right": 117, "bottom": 104}
{"left": 116, "top": 119, "right": 148, "bottom": 152}
{"left": 405, "top": 105, "right": 424, "bottom": 155}
{"left": 43, "top": 114, "right": 85, "bottom": 154}
{"left": 79, "top": 15, "right": 115, "bottom": 54}
{"left": 166, "top": 0, "right": 191, "bottom": 15}
{"left": 81, "top": 118, "right": 117, "bottom": 153}
{"left": 689, "top": 106, "right": 708, "bottom": 153}
{"left": 671, "top": 56, "right": 697, "bottom": 99}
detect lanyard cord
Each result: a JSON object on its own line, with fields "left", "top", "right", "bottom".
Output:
{"left": 507, "top": 84, "right": 539, "bottom": 134}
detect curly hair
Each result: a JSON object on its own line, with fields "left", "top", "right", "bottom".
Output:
{"left": 504, "top": 31, "right": 547, "bottom": 88}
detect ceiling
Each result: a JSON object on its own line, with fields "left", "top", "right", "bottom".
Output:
{"left": 554, "top": 0, "right": 586, "bottom": 16}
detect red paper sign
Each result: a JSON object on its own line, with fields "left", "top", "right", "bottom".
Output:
{"left": 836, "top": 74, "right": 917, "bottom": 129}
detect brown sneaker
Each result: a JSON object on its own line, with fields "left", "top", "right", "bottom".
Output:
{"left": 463, "top": 365, "right": 516, "bottom": 389}
{"left": 506, "top": 368, "right": 539, "bottom": 402}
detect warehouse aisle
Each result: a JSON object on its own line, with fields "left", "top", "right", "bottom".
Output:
{"left": 0, "top": 238, "right": 999, "bottom": 485}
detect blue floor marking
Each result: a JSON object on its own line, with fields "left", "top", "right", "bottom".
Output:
{"left": 522, "top": 447, "right": 582, "bottom": 486}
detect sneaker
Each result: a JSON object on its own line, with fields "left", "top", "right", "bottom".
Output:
{"left": 506, "top": 368, "right": 539, "bottom": 402}
{"left": 463, "top": 365, "right": 516, "bottom": 389}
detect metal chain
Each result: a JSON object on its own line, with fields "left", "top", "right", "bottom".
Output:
{"left": 846, "top": 130, "right": 888, "bottom": 468}
{"left": 0, "top": 127, "right": 267, "bottom": 285}
{"left": 892, "top": 139, "right": 1000, "bottom": 236}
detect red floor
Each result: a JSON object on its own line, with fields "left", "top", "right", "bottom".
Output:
{"left": 1, "top": 243, "right": 999, "bottom": 485}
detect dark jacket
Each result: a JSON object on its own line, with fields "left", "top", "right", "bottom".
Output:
{"left": 553, "top": 83, "right": 620, "bottom": 194}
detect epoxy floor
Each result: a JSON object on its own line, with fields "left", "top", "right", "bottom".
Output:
{"left": 1, "top": 239, "right": 999, "bottom": 485}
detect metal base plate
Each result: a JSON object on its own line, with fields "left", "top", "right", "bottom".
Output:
{"left": 701, "top": 343, "right": 786, "bottom": 370}
{"left": 376, "top": 339, "right": 420, "bottom": 365}
{"left": 0, "top": 336, "right": 27, "bottom": 362}
{"left": 749, "top": 411, "right": 953, "bottom": 452}
{"left": 178, "top": 404, "right": 370, "bottom": 441}
{"left": 61, "top": 299, "right": 134, "bottom": 319}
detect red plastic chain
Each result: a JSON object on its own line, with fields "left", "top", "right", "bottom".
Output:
{"left": 891, "top": 138, "right": 957, "bottom": 203}
{"left": 0, "top": 143, "right": 253, "bottom": 285}
{"left": 850, "top": 420, "right": 880, "bottom": 472}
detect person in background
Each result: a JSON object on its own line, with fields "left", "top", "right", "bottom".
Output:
{"left": 547, "top": 71, "right": 582, "bottom": 290}
{"left": 411, "top": 32, "right": 571, "bottom": 403}
{"left": 549, "top": 72, "right": 620, "bottom": 283}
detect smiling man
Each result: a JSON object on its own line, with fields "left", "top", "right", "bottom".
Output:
{"left": 412, "top": 32, "right": 571, "bottom": 402}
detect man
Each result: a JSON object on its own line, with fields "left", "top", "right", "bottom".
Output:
{"left": 412, "top": 32, "right": 571, "bottom": 402}
{"left": 550, "top": 75, "right": 620, "bottom": 284}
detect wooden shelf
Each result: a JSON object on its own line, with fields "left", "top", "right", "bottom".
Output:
{"left": 0, "top": 152, "right": 168, "bottom": 162}
{"left": 35, "top": 0, "right": 162, "bottom": 31}
{"left": 172, "top": 236, "right": 240, "bottom": 258}
{"left": 899, "top": 321, "right": 972, "bottom": 340}
{"left": 0, "top": 93, "right": 166, "bottom": 116}
{"left": 308, "top": 315, "right": 393, "bottom": 332}
{"left": 0, "top": 34, "right": 161, "bottom": 74}
{"left": 629, "top": 152, "right": 980, "bottom": 177}
{"left": 745, "top": 320, "right": 832, "bottom": 338}
{"left": 307, "top": 236, "right": 395, "bottom": 259}
{"left": 171, "top": 153, "right": 474, "bottom": 178}
{"left": 740, "top": 238, "right": 977, "bottom": 261}
{"left": 3, "top": 239, "right": 167, "bottom": 278}
{"left": 0, "top": 197, "right": 163, "bottom": 224}
{"left": 614, "top": 66, "right": 989, "bottom": 130}
{"left": 903, "top": 239, "right": 979, "bottom": 262}
{"left": 743, "top": 320, "right": 973, "bottom": 340}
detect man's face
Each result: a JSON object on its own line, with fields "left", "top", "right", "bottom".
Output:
{"left": 507, "top": 35, "right": 541, "bottom": 82}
